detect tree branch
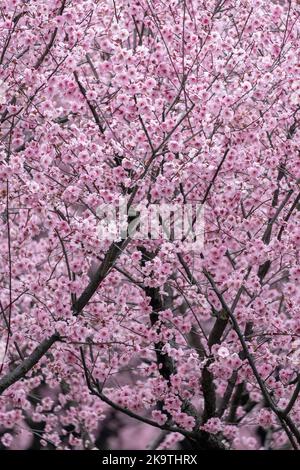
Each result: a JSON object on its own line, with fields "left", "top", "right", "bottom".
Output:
{"left": 34, "top": 1, "right": 66, "bottom": 69}
{"left": 73, "top": 239, "right": 131, "bottom": 315}
{"left": 73, "top": 71, "right": 105, "bottom": 134}
{"left": 0, "top": 333, "right": 60, "bottom": 395}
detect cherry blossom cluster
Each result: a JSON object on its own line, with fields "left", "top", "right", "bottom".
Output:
{"left": 0, "top": 0, "right": 299, "bottom": 450}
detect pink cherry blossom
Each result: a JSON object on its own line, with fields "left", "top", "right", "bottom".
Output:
{"left": 0, "top": 0, "right": 299, "bottom": 452}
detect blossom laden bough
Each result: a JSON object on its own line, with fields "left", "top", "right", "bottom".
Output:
{"left": 0, "top": 0, "right": 299, "bottom": 451}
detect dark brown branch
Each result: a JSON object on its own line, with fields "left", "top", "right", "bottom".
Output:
{"left": 262, "top": 189, "right": 293, "bottom": 245}
{"left": 278, "top": 191, "right": 300, "bottom": 241}
{"left": 208, "top": 311, "right": 228, "bottom": 349}
{"left": 218, "top": 371, "right": 238, "bottom": 419}
{"left": 34, "top": 1, "right": 66, "bottom": 69}
{"left": 81, "top": 351, "right": 226, "bottom": 449}
{"left": 284, "top": 376, "right": 300, "bottom": 416}
{"left": 73, "top": 71, "right": 105, "bottom": 134}
{"left": 201, "top": 359, "right": 216, "bottom": 423}
{"left": 73, "top": 239, "right": 130, "bottom": 315}
{"left": 0, "top": 11, "right": 26, "bottom": 65}
{"left": 0, "top": 333, "right": 59, "bottom": 395}
{"left": 139, "top": 248, "right": 175, "bottom": 384}
{"left": 203, "top": 268, "right": 300, "bottom": 446}
{"left": 227, "top": 382, "right": 244, "bottom": 423}
{"left": 34, "top": 29, "right": 58, "bottom": 69}
{"left": 201, "top": 148, "right": 229, "bottom": 205}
